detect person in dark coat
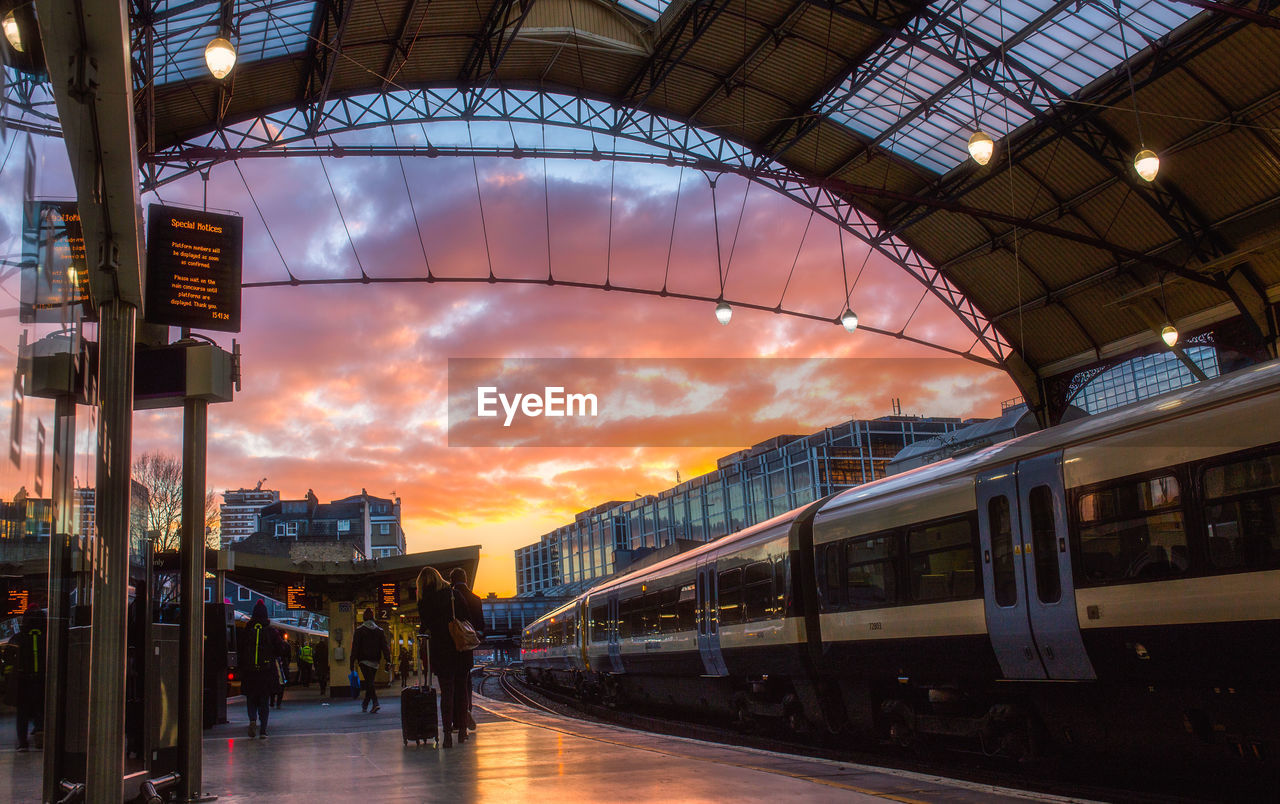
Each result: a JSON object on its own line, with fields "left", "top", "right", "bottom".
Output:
{"left": 449, "top": 568, "right": 484, "bottom": 732}
{"left": 9, "top": 609, "right": 46, "bottom": 751}
{"left": 417, "top": 566, "right": 473, "bottom": 747}
{"left": 236, "top": 600, "right": 285, "bottom": 739}
{"left": 349, "top": 609, "right": 390, "bottom": 713}
{"left": 314, "top": 639, "right": 330, "bottom": 696}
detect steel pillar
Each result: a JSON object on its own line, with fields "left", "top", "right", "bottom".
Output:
{"left": 178, "top": 397, "right": 209, "bottom": 801}
{"left": 86, "top": 299, "right": 136, "bottom": 804}
{"left": 42, "top": 393, "right": 75, "bottom": 803}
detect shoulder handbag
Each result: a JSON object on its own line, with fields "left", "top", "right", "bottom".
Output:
{"left": 448, "top": 591, "right": 481, "bottom": 652}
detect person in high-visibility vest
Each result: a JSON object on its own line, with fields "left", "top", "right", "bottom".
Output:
{"left": 298, "top": 642, "right": 314, "bottom": 687}
{"left": 9, "top": 609, "right": 46, "bottom": 751}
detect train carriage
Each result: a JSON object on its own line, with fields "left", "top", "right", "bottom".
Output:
{"left": 523, "top": 359, "right": 1280, "bottom": 770}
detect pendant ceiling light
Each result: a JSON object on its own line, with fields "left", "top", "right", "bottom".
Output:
{"left": 967, "top": 130, "right": 994, "bottom": 166}
{"left": 3, "top": 10, "right": 22, "bottom": 52}
{"left": 714, "top": 301, "right": 732, "bottom": 326}
{"left": 205, "top": 35, "right": 236, "bottom": 79}
{"left": 840, "top": 308, "right": 859, "bottom": 333}
{"left": 1161, "top": 323, "right": 1178, "bottom": 347}
{"left": 1134, "top": 148, "right": 1160, "bottom": 182}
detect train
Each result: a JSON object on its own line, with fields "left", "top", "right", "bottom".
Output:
{"left": 522, "top": 358, "right": 1280, "bottom": 773}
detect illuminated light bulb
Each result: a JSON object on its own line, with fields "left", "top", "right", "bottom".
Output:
{"left": 204, "top": 36, "right": 237, "bottom": 79}
{"left": 967, "top": 130, "right": 994, "bottom": 166}
{"left": 714, "top": 301, "right": 732, "bottom": 326}
{"left": 3, "top": 10, "right": 22, "bottom": 53}
{"left": 840, "top": 308, "right": 859, "bottom": 332}
{"left": 1161, "top": 324, "right": 1178, "bottom": 347}
{"left": 1134, "top": 149, "right": 1159, "bottom": 182}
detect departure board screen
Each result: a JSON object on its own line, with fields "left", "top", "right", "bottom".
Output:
{"left": 285, "top": 585, "right": 308, "bottom": 610}
{"left": 20, "top": 201, "right": 92, "bottom": 323}
{"left": 380, "top": 582, "right": 399, "bottom": 607}
{"left": 3, "top": 584, "right": 30, "bottom": 617}
{"left": 145, "top": 204, "right": 243, "bottom": 332}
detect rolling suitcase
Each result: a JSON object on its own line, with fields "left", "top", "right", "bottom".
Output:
{"left": 402, "top": 636, "right": 438, "bottom": 746}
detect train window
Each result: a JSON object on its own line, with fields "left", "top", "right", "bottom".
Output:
{"left": 822, "top": 543, "right": 845, "bottom": 609}
{"left": 590, "top": 604, "right": 608, "bottom": 638}
{"left": 618, "top": 596, "right": 638, "bottom": 639}
{"left": 908, "top": 518, "right": 976, "bottom": 602}
{"left": 1076, "top": 474, "right": 1187, "bottom": 584}
{"left": 988, "top": 496, "right": 1017, "bottom": 607}
{"left": 1028, "top": 486, "right": 1061, "bottom": 604}
{"left": 677, "top": 584, "right": 696, "bottom": 631}
{"left": 844, "top": 534, "right": 897, "bottom": 609}
{"left": 743, "top": 562, "right": 774, "bottom": 622}
{"left": 1203, "top": 451, "right": 1280, "bottom": 571}
{"left": 718, "top": 568, "right": 744, "bottom": 626}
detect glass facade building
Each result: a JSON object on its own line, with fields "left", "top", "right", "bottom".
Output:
{"left": 515, "top": 415, "right": 964, "bottom": 595}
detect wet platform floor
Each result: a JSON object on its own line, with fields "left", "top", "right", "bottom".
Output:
{"left": 2, "top": 685, "right": 1090, "bottom": 802}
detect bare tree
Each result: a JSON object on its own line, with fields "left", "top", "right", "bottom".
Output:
{"left": 130, "top": 451, "right": 219, "bottom": 553}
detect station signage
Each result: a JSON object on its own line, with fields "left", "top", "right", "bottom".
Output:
{"left": 3, "top": 583, "right": 30, "bottom": 617}
{"left": 20, "top": 201, "right": 92, "bottom": 323}
{"left": 285, "top": 584, "right": 321, "bottom": 611}
{"left": 145, "top": 204, "right": 243, "bottom": 332}
{"left": 380, "top": 582, "right": 399, "bottom": 608}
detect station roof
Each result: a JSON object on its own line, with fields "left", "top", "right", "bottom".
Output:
{"left": 197, "top": 544, "right": 481, "bottom": 604}
{"left": 18, "top": 0, "right": 1280, "bottom": 392}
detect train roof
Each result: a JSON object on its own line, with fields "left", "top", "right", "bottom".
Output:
{"left": 233, "top": 610, "right": 328, "bottom": 639}
{"left": 584, "top": 498, "right": 827, "bottom": 599}
{"left": 818, "top": 358, "right": 1280, "bottom": 521}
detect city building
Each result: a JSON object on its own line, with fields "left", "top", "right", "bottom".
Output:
{"left": 230, "top": 488, "right": 406, "bottom": 562}
{"left": 515, "top": 414, "right": 966, "bottom": 596}
{"left": 219, "top": 483, "right": 281, "bottom": 547}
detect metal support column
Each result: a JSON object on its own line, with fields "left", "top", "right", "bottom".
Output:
{"left": 86, "top": 299, "right": 136, "bottom": 804}
{"left": 43, "top": 393, "right": 75, "bottom": 803}
{"left": 179, "top": 396, "right": 209, "bottom": 801}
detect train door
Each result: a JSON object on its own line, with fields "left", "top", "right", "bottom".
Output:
{"left": 1016, "top": 453, "right": 1095, "bottom": 680}
{"left": 696, "top": 563, "right": 728, "bottom": 677}
{"left": 977, "top": 466, "right": 1046, "bottom": 680}
{"left": 606, "top": 595, "right": 624, "bottom": 673}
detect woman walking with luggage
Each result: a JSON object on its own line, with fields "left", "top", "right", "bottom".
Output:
{"left": 416, "top": 566, "right": 469, "bottom": 748}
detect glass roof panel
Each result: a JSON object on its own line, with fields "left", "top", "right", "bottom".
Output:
{"left": 147, "top": 0, "right": 318, "bottom": 86}
{"left": 615, "top": 0, "right": 672, "bottom": 20}
{"left": 821, "top": 0, "right": 1199, "bottom": 175}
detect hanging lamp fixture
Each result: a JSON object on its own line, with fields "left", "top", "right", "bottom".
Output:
{"left": 205, "top": 0, "right": 237, "bottom": 79}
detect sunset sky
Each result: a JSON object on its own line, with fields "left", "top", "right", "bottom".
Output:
{"left": 1, "top": 125, "right": 1018, "bottom": 596}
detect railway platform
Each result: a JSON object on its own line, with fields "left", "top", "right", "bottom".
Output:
{"left": 2, "top": 684, "right": 1088, "bottom": 803}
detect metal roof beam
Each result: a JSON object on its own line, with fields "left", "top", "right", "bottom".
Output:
{"left": 687, "top": 0, "right": 809, "bottom": 123}
{"left": 754, "top": 0, "right": 932, "bottom": 166}
{"left": 300, "top": 0, "right": 356, "bottom": 138}
{"left": 617, "top": 0, "right": 732, "bottom": 129}
{"left": 882, "top": 15, "right": 1244, "bottom": 227}
{"left": 380, "top": 0, "right": 433, "bottom": 91}
{"left": 459, "top": 0, "right": 540, "bottom": 103}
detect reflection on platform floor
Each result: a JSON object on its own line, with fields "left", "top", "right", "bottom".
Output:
{"left": 2, "top": 686, "right": 1084, "bottom": 802}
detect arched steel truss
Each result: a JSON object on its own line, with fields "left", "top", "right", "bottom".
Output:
{"left": 141, "top": 86, "right": 1013, "bottom": 365}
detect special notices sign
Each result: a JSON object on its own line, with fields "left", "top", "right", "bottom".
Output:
{"left": 145, "top": 204, "right": 243, "bottom": 332}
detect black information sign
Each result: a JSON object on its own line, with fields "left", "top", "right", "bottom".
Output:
{"left": 3, "top": 582, "right": 30, "bottom": 617}
{"left": 20, "top": 201, "right": 92, "bottom": 323}
{"left": 380, "top": 582, "right": 399, "bottom": 608}
{"left": 145, "top": 204, "right": 243, "bottom": 332}
{"left": 285, "top": 584, "right": 322, "bottom": 611}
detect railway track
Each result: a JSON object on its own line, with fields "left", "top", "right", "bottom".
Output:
{"left": 487, "top": 670, "right": 1244, "bottom": 804}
